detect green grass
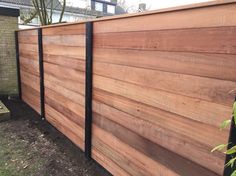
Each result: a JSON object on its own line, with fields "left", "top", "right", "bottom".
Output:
{"left": 0, "top": 125, "right": 43, "bottom": 176}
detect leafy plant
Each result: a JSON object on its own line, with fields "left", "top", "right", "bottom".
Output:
{"left": 212, "top": 100, "right": 236, "bottom": 176}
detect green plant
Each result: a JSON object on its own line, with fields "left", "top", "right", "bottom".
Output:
{"left": 212, "top": 100, "right": 236, "bottom": 176}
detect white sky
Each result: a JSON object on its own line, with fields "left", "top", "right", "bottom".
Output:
{"left": 124, "top": 0, "right": 213, "bottom": 10}
{"left": 67, "top": 0, "right": 213, "bottom": 11}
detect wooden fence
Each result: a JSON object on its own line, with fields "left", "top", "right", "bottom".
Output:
{"left": 16, "top": 1, "right": 236, "bottom": 176}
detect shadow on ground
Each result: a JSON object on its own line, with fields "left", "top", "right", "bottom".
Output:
{"left": 0, "top": 98, "right": 111, "bottom": 176}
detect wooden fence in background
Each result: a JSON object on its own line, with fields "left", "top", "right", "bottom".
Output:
{"left": 16, "top": 1, "right": 236, "bottom": 176}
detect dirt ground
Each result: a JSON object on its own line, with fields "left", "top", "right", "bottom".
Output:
{"left": 0, "top": 98, "right": 111, "bottom": 176}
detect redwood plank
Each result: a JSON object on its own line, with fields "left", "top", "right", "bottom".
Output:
{"left": 18, "top": 35, "right": 38, "bottom": 44}
{"left": 18, "top": 29, "right": 38, "bottom": 36}
{"left": 94, "top": 3, "right": 236, "bottom": 33}
{"left": 43, "top": 24, "right": 85, "bottom": 35}
{"left": 93, "top": 113, "right": 221, "bottom": 176}
{"left": 43, "top": 54, "right": 85, "bottom": 72}
{"left": 93, "top": 100, "right": 225, "bottom": 174}
{"left": 43, "top": 45, "right": 85, "bottom": 59}
{"left": 93, "top": 89, "right": 228, "bottom": 148}
{"left": 45, "top": 87, "right": 85, "bottom": 128}
{"left": 93, "top": 48, "right": 236, "bottom": 82}
{"left": 93, "top": 125, "right": 180, "bottom": 176}
{"left": 20, "top": 70, "right": 40, "bottom": 92}
{"left": 44, "top": 73, "right": 85, "bottom": 96}
{"left": 44, "top": 79, "right": 85, "bottom": 107}
{"left": 44, "top": 62, "right": 85, "bottom": 84}
{"left": 43, "top": 35, "right": 85, "bottom": 47}
{"left": 19, "top": 43, "right": 38, "bottom": 53}
{"left": 94, "top": 61, "right": 236, "bottom": 106}
{"left": 93, "top": 75, "right": 231, "bottom": 127}
{"left": 94, "top": 27, "right": 236, "bottom": 54}
{"left": 20, "top": 57, "right": 39, "bottom": 76}
{"left": 45, "top": 104, "right": 84, "bottom": 150}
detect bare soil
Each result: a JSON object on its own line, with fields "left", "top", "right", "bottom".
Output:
{"left": 0, "top": 98, "right": 111, "bottom": 176}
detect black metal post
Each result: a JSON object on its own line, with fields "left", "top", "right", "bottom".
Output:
{"left": 38, "top": 28, "right": 45, "bottom": 120}
{"left": 85, "top": 22, "right": 93, "bottom": 158}
{"left": 224, "top": 96, "right": 236, "bottom": 176}
{"left": 15, "top": 31, "right": 21, "bottom": 100}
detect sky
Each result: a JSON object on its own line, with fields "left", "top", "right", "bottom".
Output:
{"left": 124, "top": 0, "right": 213, "bottom": 10}
{"left": 67, "top": 0, "right": 213, "bottom": 11}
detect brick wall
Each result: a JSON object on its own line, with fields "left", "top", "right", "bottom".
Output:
{"left": 0, "top": 15, "right": 18, "bottom": 96}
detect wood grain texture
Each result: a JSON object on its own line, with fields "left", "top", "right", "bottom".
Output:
{"left": 43, "top": 54, "right": 85, "bottom": 72}
{"left": 93, "top": 113, "right": 220, "bottom": 176}
{"left": 93, "top": 48, "right": 236, "bottom": 82}
{"left": 44, "top": 62, "right": 85, "bottom": 84}
{"left": 44, "top": 79, "right": 85, "bottom": 107}
{"left": 93, "top": 99, "right": 225, "bottom": 174}
{"left": 44, "top": 73, "right": 85, "bottom": 96}
{"left": 18, "top": 35, "right": 38, "bottom": 44}
{"left": 93, "top": 75, "right": 231, "bottom": 128}
{"left": 92, "top": 125, "right": 179, "bottom": 176}
{"left": 45, "top": 104, "right": 84, "bottom": 150}
{"left": 45, "top": 87, "right": 85, "bottom": 129}
{"left": 94, "top": 61, "right": 236, "bottom": 106}
{"left": 43, "top": 35, "right": 85, "bottom": 47}
{"left": 93, "top": 89, "right": 228, "bottom": 148}
{"left": 21, "top": 83, "right": 40, "bottom": 113}
{"left": 43, "top": 24, "right": 85, "bottom": 35}
{"left": 19, "top": 50, "right": 39, "bottom": 61}
{"left": 20, "top": 57, "right": 39, "bottom": 76}
{"left": 20, "top": 70, "right": 40, "bottom": 92}
{"left": 18, "top": 3, "right": 236, "bottom": 176}
{"left": 94, "top": 27, "right": 236, "bottom": 54}
{"left": 93, "top": 3, "right": 236, "bottom": 33}
{"left": 19, "top": 43, "right": 38, "bottom": 53}
{"left": 43, "top": 44, "right": 85, "bottom": 59}
{"left": 18, "top": 29, "right": 40, "bottom": 114}
{"left": 18, "top": 29, "right": 38, "bottom": 36}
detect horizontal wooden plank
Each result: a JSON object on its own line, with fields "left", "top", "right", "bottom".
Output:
{"left": 93, "top": 125, "right": 180, "bottom": 176}
{"left": 18, "top": 29, "right": 38, "bottom": 36}
{"left": 92, "top": 148, "right": 129, "bottom": 176}
{"left": 43, "top": 24, "right": 85, "bottom": 35}
{"left": 44, "top": 73, "right": 85, "bottom": 96}
{"left": 93, "top": 89, "right": 228, "bottom": 148}
{"left": 45, "top": 104, "right": 84, "bottom": 150}
{"left": 93, "top": 3, "right": 236, "bottom": 33}
{"left": 93, "top": 48, "right": 236, "bottom": 82}
{"left": 18, "top": 34, "right": 38, "bottom": 44}
{"left": 92, "top": 100, "right": 225, "bottom": 174}
{"left": 43, "top": 44, "right": 85, "bottom": 59}
{"left": 19, "top": 50, "right": 39, "bottom": 61}
{"left": 93, "top": 75, "right": 231, "bottom": 128}
{"left": 20, "top": 70, "right": 40, "bottom": 92}
{"left": 44, "top": 79, "right": 85, "bottom": 107}
{"left": 94, "top": 62, "right": 236, "bottom": 106}
{"left": 43, "top": 54, "right": 85, "bottom": 72}
{"left": 93, "top": 113, "right": 221, "bottom": 176}
{"left": 20, "top": 57, "right": 39, "bottom": 76}
{"left": 44, "top": 62, "right": 85, "bottom": 84}
{"left": 94, "top": 27, "right": 236, "bottom": 54}
{"left": 93, "top": 137, "right": 152, "bottom": 176}
{"left": 19, "top": 43, "right": 38, "bottom": 53}
{"left": 43, "top": 35, "right": 85, "bottom": 47}
{"left": 21, "top": 83, "right": 40, "bottom": 114}
{"left": 45, "top": 87, "right": 85, "bottom": 128}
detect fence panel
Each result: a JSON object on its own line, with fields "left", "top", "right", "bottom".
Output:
{"left": 42, "top": 24, "right": 86, "bottom": 151}
{"left": 16, "top": 2, "right": 236, "bottom": 176}
{"left": 91, "top": 2, "right": 236, "bottom": 176}
{"left": 18, "top": 29, "right": 41, "bottom": 114}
